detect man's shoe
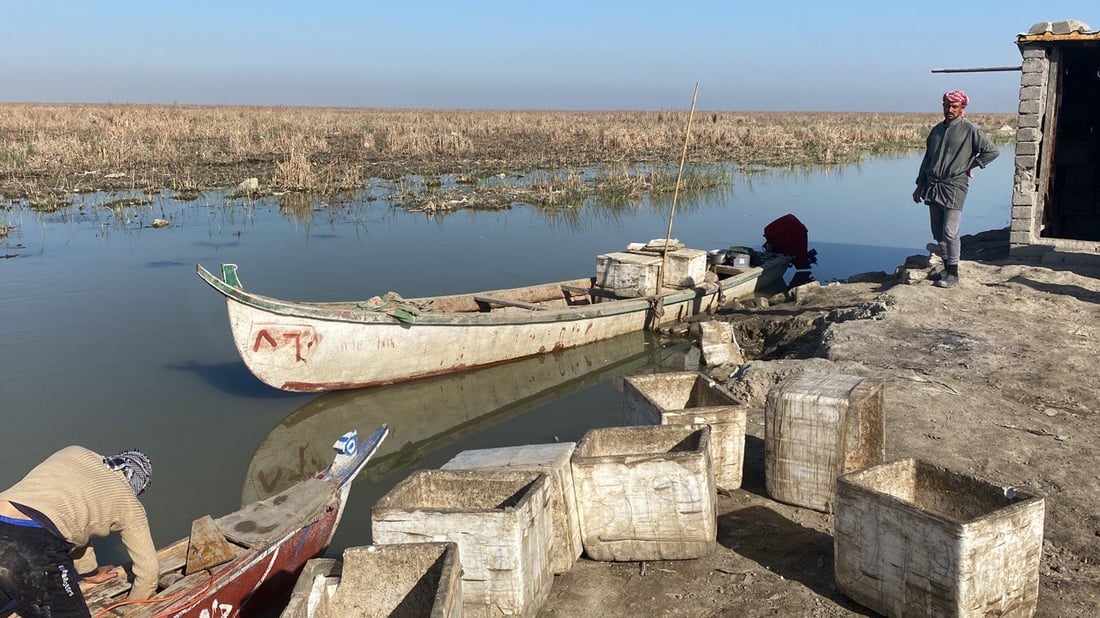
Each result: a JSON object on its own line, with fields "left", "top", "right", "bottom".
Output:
{"left": 928, "top": 269, "right": 944, "bottom": 282}
{"left": 933, "top": 273, "right": 959, "bottom": 288}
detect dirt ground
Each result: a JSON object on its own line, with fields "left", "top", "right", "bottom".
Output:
{"left": 538, "top": 230, "right": 1100, "bottom": 617}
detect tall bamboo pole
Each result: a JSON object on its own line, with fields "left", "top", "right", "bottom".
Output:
{"left": 658, "top": 82, "right": 700, "bottom": 290}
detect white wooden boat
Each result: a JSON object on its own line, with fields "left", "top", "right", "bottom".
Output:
{"left": 196, "top": 252, "right": 788, "bottom": 392}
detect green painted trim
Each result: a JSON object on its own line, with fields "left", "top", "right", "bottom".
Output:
{"left": 222, "top": 263, "right": 242, "bottom": 288}
{"left": 196, "top": 258, "right": 786, "bottom": 328}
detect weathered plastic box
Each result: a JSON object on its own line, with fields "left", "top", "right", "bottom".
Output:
{"left": 596, "top": 252, "right": 661, "bottom": 297}
{"left": 281, "top": 542, "right": 463, "bottom": 618}
{"left": 623, "top": 371, "right": 747, "bottom": 490}
{"left": 697, "top": 320, "right": 744, "bottom": 367}
{"left": 661, "top": 409, "right": 746, "bottom": 492}
{"left": 372, "top": 470, "right": 554, "bottom": 618}
{"left": 764, "top": 371, "right": 884, "bottom": 512}
{"left": 442, "top": 443, "right": 581, "bottom": 574}
{"left": 571, "top": 425, "right": 716, "bottom": 561}
{"left": 281, "top": 558, "right": 340, "bottom": 618}
{"left": 662, "top": 248, "right": 707, "bottom": 288}
{"left": 835, "top": 459, "right": 1045, "bottom": 618}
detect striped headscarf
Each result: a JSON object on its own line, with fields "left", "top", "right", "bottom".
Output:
{"left": 104, "top": 450, "right": 152, "bottom": 496}
{"left": 942, "top": 90, "right": 969, "bottom": 112}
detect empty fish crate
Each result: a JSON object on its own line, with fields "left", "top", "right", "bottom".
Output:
{"left": 571, "top": 424, "right": 716, "bottom": 561}
{"left": 764, "top": 371, "right": 885, "bottom": 512}
{"left": 442, "top": 442, "right": 581, "bottom": 574}
{"left": 623, "top": 370, "right": 747, "bottom": 491}
{"left": 372, "top": 470, "right": 554, "bottom": 618}
{"left": 834, "top": 459, "right": 1044, "bottom": 618}
{"left": 281, "top": 542, "right": 462, "bottom": 618}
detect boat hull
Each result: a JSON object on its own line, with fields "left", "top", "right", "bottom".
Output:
{"left": 199, "top": 255, "right": 787, "bottom": 392}
{"left": 151, "top": 501, "right": 343, "bottom": 617}
{"left": 225, "top": 293, "right": 698, "bottom": 392}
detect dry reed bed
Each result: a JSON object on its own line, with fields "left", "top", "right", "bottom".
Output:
{"left": 0, "top": 104, "right": 1015, "bottom": 210}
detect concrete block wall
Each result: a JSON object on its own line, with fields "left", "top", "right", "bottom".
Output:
{"left": 1010, "top": 45, "right": 1048, "bottom": 252}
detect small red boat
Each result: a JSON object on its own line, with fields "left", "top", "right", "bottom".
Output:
{"left": 70, "top": 425, "right": 388, "bottom": 618}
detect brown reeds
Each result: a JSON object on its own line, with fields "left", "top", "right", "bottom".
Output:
{"left": 0, "top": 104, "right": 1015, "bottom": 210}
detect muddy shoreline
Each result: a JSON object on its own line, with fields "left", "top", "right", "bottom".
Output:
{"left": 540, "top": 229, "right": 1100, "bottom": 617}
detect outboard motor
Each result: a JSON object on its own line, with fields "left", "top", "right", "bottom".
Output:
{"left": 763, "top": 214, "right": 816, "bottom": 269}
{"left": 763, "top": 213, "right": 817, "bottom": 284}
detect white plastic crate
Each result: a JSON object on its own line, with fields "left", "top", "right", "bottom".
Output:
{"left": 442, "top": 443, "right": 581, "bottom": 574}
{"left": 623, "top": 371, "right": 746, "bottom": 490}
{"left": 835, "top": 459, "right": 1044, "bottom": 617}
{"left": 571, "top": 424, "right": 716, "bottom": 561}
{"left": 372, "top": 470, "right": 554, "bottom": 617}
{"left": 764, "top": 371, "right": 884, "bottom": 512}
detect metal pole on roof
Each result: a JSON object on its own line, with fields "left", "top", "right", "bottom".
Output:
{"left": 931, "top": 66, "right": 1022, "bottom": 73}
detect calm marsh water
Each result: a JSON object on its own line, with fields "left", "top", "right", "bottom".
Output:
{"left": 0, "top": 151, "right": 1013, "bottom": 599}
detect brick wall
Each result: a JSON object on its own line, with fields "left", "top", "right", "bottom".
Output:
{"left": 1009, "top": 45, "right": 1047, "bottom": 251}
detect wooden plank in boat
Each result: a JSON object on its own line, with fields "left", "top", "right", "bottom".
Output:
{"left": 474, "top": 295, "right": 547, "bottom": 311}
{"left": 157, "top": 541, "right": 189, "bottom": 575}
{"left": 81, "top": 574, "right": 131, "bottom": 606}
{"left": 157, "top": 569, "right": 218, "bottom": 599}
{"left": 560, "top": 285, "right": 624, "bottom": 300}
{"left": 215, "top": 478, "right": 332, "bottom": 547}
{"left": 186, "top": 515, "right": 236, "bottom": 574}
{"left": 714, "top": 264, "right": 750, "bottom": 276}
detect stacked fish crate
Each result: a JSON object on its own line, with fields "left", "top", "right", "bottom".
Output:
{"left": 764, "top": 371, "right": 885, "bottom": 512}
{"left": 285, "top": 364, "right": 1045, "bottom": 618}
{"left": 623, "top": 371, "right": 748, "bottom": 491}
{"left": 594, "top": 239, "right": 708, "bottom": 298}
{"left": 372, "top": 470, "right": 555, "bottom": 617}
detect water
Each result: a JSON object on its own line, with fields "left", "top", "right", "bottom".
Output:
{"left": 0, "top": 151, "right": 1012, "bottom": 588}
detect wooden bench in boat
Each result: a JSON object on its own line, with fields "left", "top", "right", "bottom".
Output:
{"left": 80, "top": 538, "right": 192, "bottom": 606}
{"left": 560, "top": 284, "right": 624, "bottom": 300}
{"left": 474, "top": 295, "right": 547, "bottom": 311}
{"left": 81, "top": 574, "right": 132, "bottom": 605}
{"left": 714, "top": 264, "right": 750, "bottom": 277}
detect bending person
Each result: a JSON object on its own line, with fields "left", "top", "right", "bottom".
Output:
{"left": 0, "top": 447, "right": 158, "bottom": 617}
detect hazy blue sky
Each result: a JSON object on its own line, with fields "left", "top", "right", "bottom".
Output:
{"left": 2, "top": 1, "right": 1095, "bottom": 112}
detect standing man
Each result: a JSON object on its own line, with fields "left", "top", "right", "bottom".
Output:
{"left": 0, "top": 446, "right": 158, "bottom": 617}
{"left": 912, "top": 90, "right": 999, "bottom": 288}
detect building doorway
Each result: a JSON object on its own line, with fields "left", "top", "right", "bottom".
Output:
{"left": 1043, "top": 44, "right": 1100, "bottom": 240}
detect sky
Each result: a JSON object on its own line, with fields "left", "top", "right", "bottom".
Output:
{"left": 2, "top": 1, "right": 1096, "bottom": 113}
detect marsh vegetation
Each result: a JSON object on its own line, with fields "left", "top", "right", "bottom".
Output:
{"left": 0, "top": 104, "right": 1015, "bottom": 211}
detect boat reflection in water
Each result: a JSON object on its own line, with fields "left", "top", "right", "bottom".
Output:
{"left": 242, "top": 331, "right": 699, "bottom": 504}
